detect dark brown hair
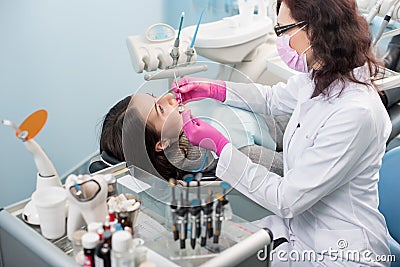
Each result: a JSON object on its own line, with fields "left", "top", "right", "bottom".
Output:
{"left": 277, "top": 0, "right": 379, "bottom": 98}
{"left": 100, "top": 95, "right": 190, "bottom": 180}
{"left": 100, "top": 96, "right": 131, "bottom": 162}
{"left": 144, "top": 124, "right": 190, "bottom": 180}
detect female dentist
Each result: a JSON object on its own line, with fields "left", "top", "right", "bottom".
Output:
{"left": 173, "top": 0, "right": 392, "bottom": 265}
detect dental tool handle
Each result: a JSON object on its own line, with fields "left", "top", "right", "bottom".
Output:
{"left": 213, "top": 219, "right": 222, "bottom": 244}
{"left": 208, "top": 216, "right": 214, "bottom": 238}
{"left": 190, "top": 214, "right": 197, "bottom": 249}
{"left": 196, "top": 214, "right": 201, "bottom": 239}
{"left": 178, "top": 215, "right": 186, "bottom": 249}
{"left": 214, "top": 203, "right": 223, "bottom": 244}
{"left": 201, "top": 221, "right": 207, "bottom": 247}
{"left": 24, "top": 139, "right": 60, "bottom": 183}
{"left": 171, "top": 206, "right": 179, "bottom": 241}
{"left": 170, "top": 43, "right": 180, "bottom": 67}
{"left": 184, "top": 212, "right": 189, "bottom": 240}
{"left": 185, "top": 47, "right": 195, "bottom": 63}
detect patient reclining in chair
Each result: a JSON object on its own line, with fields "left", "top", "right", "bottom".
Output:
{"left": 95, "top": 92, "right": 288, "bottom": 181}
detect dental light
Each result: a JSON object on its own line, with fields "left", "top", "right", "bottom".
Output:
{"left": 2, "top": 110, "right": 62, "bottom": 225}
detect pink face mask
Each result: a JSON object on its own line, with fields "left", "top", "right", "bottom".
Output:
{"left": 276, "top": 25, "right": 311, "bottom": 73}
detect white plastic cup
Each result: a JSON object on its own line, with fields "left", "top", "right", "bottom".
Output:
{"left": 32, "top": 187, "right": 67, "bottom": 239}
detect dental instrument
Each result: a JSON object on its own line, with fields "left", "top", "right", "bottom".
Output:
{"left": 2, "top": 110, "right": 62, "bottom": 225}
{"left": 173, "top": 71, "right": 182, "bottom": 104}
{"left": 201, "top": 190, "right": 214, "bottom": 247}
{"left": 144, "top": 65, "right": 207, "bottom": 81}
{"left": 170, "top": 12, "right": 185, "bottom": 67}
{"left": 214, "top": 192, "right": 229, "bottom": 244}
{"left": 184, "top": 175, "right": 194, "bottom": 240}
{"left": 189, "top": 199, "right": 202, "bottom": 249}
{"left": 176, "top": 191, "right": 188, "bottom": 249}
{"left": 169, "top": 178, "right": 179, "bottom": 241}
{"left": 185, "top": 9, "right": 205, "bottom": 63}
{"left": 195, "top": 173, "right": 202, "bottom": 239}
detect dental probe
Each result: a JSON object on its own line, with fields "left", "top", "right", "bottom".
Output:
{"left": 169, "top": 178, "right": 179, "bottom": 241}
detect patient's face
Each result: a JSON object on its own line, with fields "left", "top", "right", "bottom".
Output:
{"left": 132, "top": 93, "right": 183, "bottom": 142}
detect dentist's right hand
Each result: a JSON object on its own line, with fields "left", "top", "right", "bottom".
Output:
{"left": 181, "top": 110, "right": 229, "bottom": 157}
{"left": 172, "top": 77, "right": 226, "bottom": 104}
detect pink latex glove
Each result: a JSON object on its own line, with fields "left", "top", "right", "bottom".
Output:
{"left": 172, "top": 76, "right": 226, "bottom": 104}
{"left": 181, "top": 110, "right": 229, "bottom": 157}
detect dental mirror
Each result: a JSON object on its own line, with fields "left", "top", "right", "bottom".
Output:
{"left": 18, "top": 109, "right": 48, "bottom": 140}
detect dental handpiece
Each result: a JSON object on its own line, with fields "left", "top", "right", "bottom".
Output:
{"left": 176, "top": 206, "right": 187, "bottom": 249}
{"left": 200, "top": 191, "right": 214, "bottom": 247}
{"left": 170, "top": 12, "right": 184, "bottom": 67}
{"left": 195, "top": 173, "right": 202, "bottom": 238}
{"left": 189, "top": 200, "right": 202, "bottom": 249}
{"left": 169, "top": 179, "right": 179, "bottom": 241}
{"left": 213, "top": 193, "right": 229, "bottom": 244}
{"left": 183, "top": 175, "right": 194, "bottom": 239}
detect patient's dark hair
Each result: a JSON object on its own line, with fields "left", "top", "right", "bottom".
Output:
{"left": 277, "top": 0, "right": 380, "bottom": 98}
{"left": 100, "top": 95, "right": 189, "bottom": 180}
{"left": 100, "top": 96, "right": 132, "bottom": 162}
{"left": 144, "top": 122, "right": 190, "bottom": 180}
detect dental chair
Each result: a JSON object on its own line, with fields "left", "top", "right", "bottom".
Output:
{"left": 379, "top": 146, "right": 400, "bottom": 266}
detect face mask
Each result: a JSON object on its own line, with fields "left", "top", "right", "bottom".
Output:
{"left": 276, "top": 25, "right": 311, "bottom": 73}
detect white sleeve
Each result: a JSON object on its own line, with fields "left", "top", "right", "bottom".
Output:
{"left": 216, "top": 107, "right": 374, "bottom": 218}
{"left": 224, "top": 73, "right": 310, "bottom": 116}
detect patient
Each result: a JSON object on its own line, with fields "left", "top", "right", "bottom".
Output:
{"left": 98, "top": 93, "right": 287, "bottom": 180}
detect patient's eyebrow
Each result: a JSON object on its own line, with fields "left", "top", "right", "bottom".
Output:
{"left": 154, "top": 101, "right": 160, "bottom": 116}
{"left": 145, "top": 93, "right": 160, "bottom": 116}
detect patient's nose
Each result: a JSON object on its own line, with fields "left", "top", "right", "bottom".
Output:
{"left": 165, "top": 93, "right": 177, "bottom": 106}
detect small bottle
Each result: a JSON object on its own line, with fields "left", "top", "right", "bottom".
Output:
{"left": 82, "top": 232, "right": 100, "bottom": 267}
{"left": 97, "top": 227, "right": 105, "bottom": 242}
{"left": 104, "top": 215, "right": 111, "bottom": 231}
{"left": 108, "top": 206, "right": 116, "bottom": 223}
{"left": 111, "top": 231, "right": 134, "bottom": 267}
{"left": 95, "top": 230, "right": 112, "bottom": 267}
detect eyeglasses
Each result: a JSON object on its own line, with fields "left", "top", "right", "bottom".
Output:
{"left": 274, "top": 21, "right": 306, "bottom": 36}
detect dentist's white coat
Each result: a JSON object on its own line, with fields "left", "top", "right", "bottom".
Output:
{"left": 217, "top": 66, "right": 392, "bottom": 266}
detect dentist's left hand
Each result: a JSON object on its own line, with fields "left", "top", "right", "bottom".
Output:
{"left": 181, "top": 110, "right": 229, "bottom": 157}
{"left": 172, "top": 76, "right": 226, "bottom": 104}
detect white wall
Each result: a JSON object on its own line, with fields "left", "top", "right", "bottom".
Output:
{"left": 0, "top": 0, "right": 164, "bottom": 207}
